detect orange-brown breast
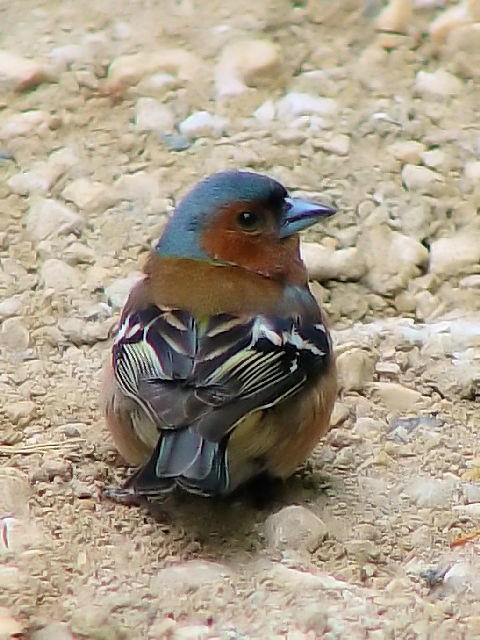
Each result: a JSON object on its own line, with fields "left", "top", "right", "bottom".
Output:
{"left": 136, "top": 254, "right": 295, "bottom": 317}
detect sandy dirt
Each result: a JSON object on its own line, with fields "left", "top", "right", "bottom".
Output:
{"left": 0, "top": 1, "right": 479, "bottom": 638}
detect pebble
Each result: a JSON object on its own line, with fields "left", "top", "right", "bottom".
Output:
{"left": 429, "top": 2, "right": 471, "bottom": 45}
{"left": 0, "top": 296, "right": 23, "bottom": 318}
{"left": 376, "top": 0, "right": 412, "bottom": 34}
{"left": 62, "top": 178, "right": 116, "bottom": 212}
{"left": 58, "top": 317, "right": 113, "bottom": 345}
{"left": 453, "top": 503, "right": 480, "bottom": 518}
{"left": 32, "top": 622, "right": 74, "bottom": 640}
{"left": 137, "top": 72, "right": 179, "bottom": 97}
{"left": 464, "top": 161, "right": 480, "bottom": 183}
{"left": 0, "top": 50, "right": 52, "bottom": 92}
{"left": 276, "top": 93, "right": 338, "bottom": 119}
{"left": 115, "top": 171, "right": 162, "bottom": 201}
{"left": 0, "top": 110, "right": 49, "bottom": 140}
{"left": 359, "top": 225, "right": 429, "bottom": 295}
{"left": 264, "top": 505, "right": 328, "bottom": 552}
{"left": 172, "top": 625, "right": 211, "bottom": 640}
{"left": 388, "top": 140, "right": 425, "bottom": 164}
{"left": 313, "top": 133, "right": 350, "bottom": 156}
{"left": 160, "top": 132, "right": 191, "bottom": 152}
{"left": 135, "top": 97, "right": 175, "bottom": 133}
{"left": 150, "top": 560, "right": 230, "bottom": 593}
{"left": 371, "top": 382, "right": 421, "bottom": 411}
{"left": 302, "top": 243, "right": 365, "bottom": 282}
{"left": 336, "top": 349, "right": 376, "bottom": 391}
{"left": 63, "top": 242, "right": 95, "bottom": 265}
{"left": 8, "top": 170, "right": 51, "bottom": 196}
{"left": 401, "top": 164, "right": 442, "bottom": 192}
{"left": 215, "top": 39, "right": 280, "bottom": 98}
{"left": 41, "top": 259, "right": 81, "bottom": 292}
{"left": 429, "top": 230, "right": 480, "bottom": 275}
{"left": 26, "top": 198, "right": 83, "bottom": 242}
{"left": 179, "top": 111, "right": 227, "bottom": 139}
{"left": 443, "top": 561, "right": 480, "bottom": 596}
{"left": 253, "top": 100, "right": 276, "bottom": 124}
{"left": 463, "top": 483, "right": 480, "bottom": 504}
{"left": 0, "top": 608, "right": 23, "bottom": 636}
{"left": 330, "top": 402, "right": 350, "bottom": 427}
{"left": 415, "top": 69, "right": 463, "bottom": 96}
{"left": 106, "top": 49, "right": 201, "bottom": 91}
{"left": 104, "top": 273, "right": 143, "bottom": 309}
{"left": 0, "top": 317, "right": 30, "bottom": 351}
{"left": 4, "top": 401, "right": 35, "bottom": 425}
{"left": 420, "top": 149, "right": 446, "bottom": 169}
{"left": 460, "top": 274, "right": 480, "bottom": 288}
{"left": 406, "top": 475, "right": 457, "bottom": 507}
{"left": 33, "top": 459, "right": 72, "bottom": 483}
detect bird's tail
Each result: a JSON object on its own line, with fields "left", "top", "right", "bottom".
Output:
{"left": 123, "top": 429, "right": 229, "bottom": 497}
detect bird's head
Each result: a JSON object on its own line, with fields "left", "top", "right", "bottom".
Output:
{"left": 156, "top": 170, "right": 335, "bottom": 282}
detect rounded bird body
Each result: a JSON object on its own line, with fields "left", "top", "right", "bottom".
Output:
{"left": 102, "top": 170, "right": 337, "bottom": 498}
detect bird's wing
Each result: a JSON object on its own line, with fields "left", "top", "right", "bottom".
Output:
{"left": 113, "top": 306, "right": 332, "bottom": 442}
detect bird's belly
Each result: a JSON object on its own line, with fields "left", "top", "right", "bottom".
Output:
{"left": 226, "top": 363, "right": 337, "bottom": 489}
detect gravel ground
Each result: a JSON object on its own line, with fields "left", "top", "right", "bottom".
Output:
{"left": 1, "top": 1, "right": 480, "bottom": 638}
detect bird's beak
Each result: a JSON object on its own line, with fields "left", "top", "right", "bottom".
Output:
{"left": 280, "top": 197, "right": 336, "bottom": 238}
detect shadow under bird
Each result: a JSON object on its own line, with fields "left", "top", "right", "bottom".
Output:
{"left": 102, "top": 170, "right": 337, "bottom": 499}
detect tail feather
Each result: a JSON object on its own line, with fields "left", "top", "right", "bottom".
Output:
{"left": 124, "top": 429, "right": 229, "bottom": 497}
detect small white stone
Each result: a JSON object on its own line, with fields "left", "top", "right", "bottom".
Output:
{"left": 429, "top": 230, "right": 480, "bottom": 276}
{"left": 48, "top": 44, "right": 85, "bottom": 69}
{"left": 0, "top": 110, "right": 49, "bottom": 140}
{"left": 277, "top": 92, "right": 338, "bottom": 119}
{"left": 115, "top": 171, "right": 161, "bottom": 201}
{"left": 420, "top": 149, "right": 446, "bottom": 168}
{"left": 336, "top": 349, "right": 376, "bottom": 391}
{"left": 26, "top": 198, "right": 83, "bottom": 242}
{"left": 464, "top": 161, "right": 480, "bottom": 182}
{"left": 314, "top": 133, "right": 350, "bottom": 156}
{"left": 106, "top": 49, "right": 201, "bottom": 91}
{"left": 137, "top": 72, "right": 178, "bottom": 96}
{"left": 371, "top": 382, "right": 421, "bottom": 411}
{"left": 359, "top": 225, "right": 429, "bottom": 295}
{"left": 172, "top": 625, "right": 210, "bottom": 640}
{"left": 0, "top": 296, "right": 23, "bottom": 318}
{"left": 402, "top": 164, "right": 442, "bottom": 192}
{"left": 62, "top": 178, "right": 116, "bottom": 212}
{"left": 264, "top": 505, "right": 328, "bottom": 552}
{"left": 459, "top": 274, "right": 480, "bottom": 288}
{"left": 302, "top": 243, "right": 366, "bottom": 282}
{"left": 179, "top": 111, "right": 227, "bottom": 139}
{"left": 105, "top": 273, "right": 143, "bottom": 309}
{"left": 415, "top": 69, "right": 463, "bottom": 96}
{"left": 63, "top": 243, "right": 95, "bottom": 265}
{"left": 215, "top": 39, "right": 280, "bottom": 98}
{"left": 0, "top": 50, "right": 52, "bottom": 92}
{"left": 429, "top": 3, "right": 470, "bottom": 45}
{"left": 150, "top": 560, "right": 230, "bottom": 593}
{"left": 41, "top": 259, "right": 81, "bottom": 291}
{"left": 0, "top": 318, "right": 30, "bottom": 351}
{"left": 7, "top": 170, "right": 50, "bottom": 196}
{"left": 32, "top": 621, "right": 74, "bottom": 640}
{"left": 406, "top": 476, "right": 457, "bottom": 507}
{"left": 252, "top": 99, "right": 276, "bottom": 124}
{"left": 388, "top": 140, "right": 426, "bottom": 164}
{"left": 376, "top": 0, "right": 412, "bottom": 34}
{"left": 135, "top": 97, "right": 175, "bottom": 132}
{"left": 4, "top": 401, "right": 36, "bottom": 425}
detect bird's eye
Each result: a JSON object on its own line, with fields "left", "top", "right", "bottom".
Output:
{"left": 237, "top": 211, "right": 261, "bottom": 231}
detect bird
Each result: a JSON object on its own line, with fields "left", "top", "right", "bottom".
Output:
{"left": 102, "top": 170, "right": 337, "bottom": 499}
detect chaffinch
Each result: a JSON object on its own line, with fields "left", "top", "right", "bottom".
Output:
{"left": 102, "top": 170, "right": 337, "bottom": 498}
